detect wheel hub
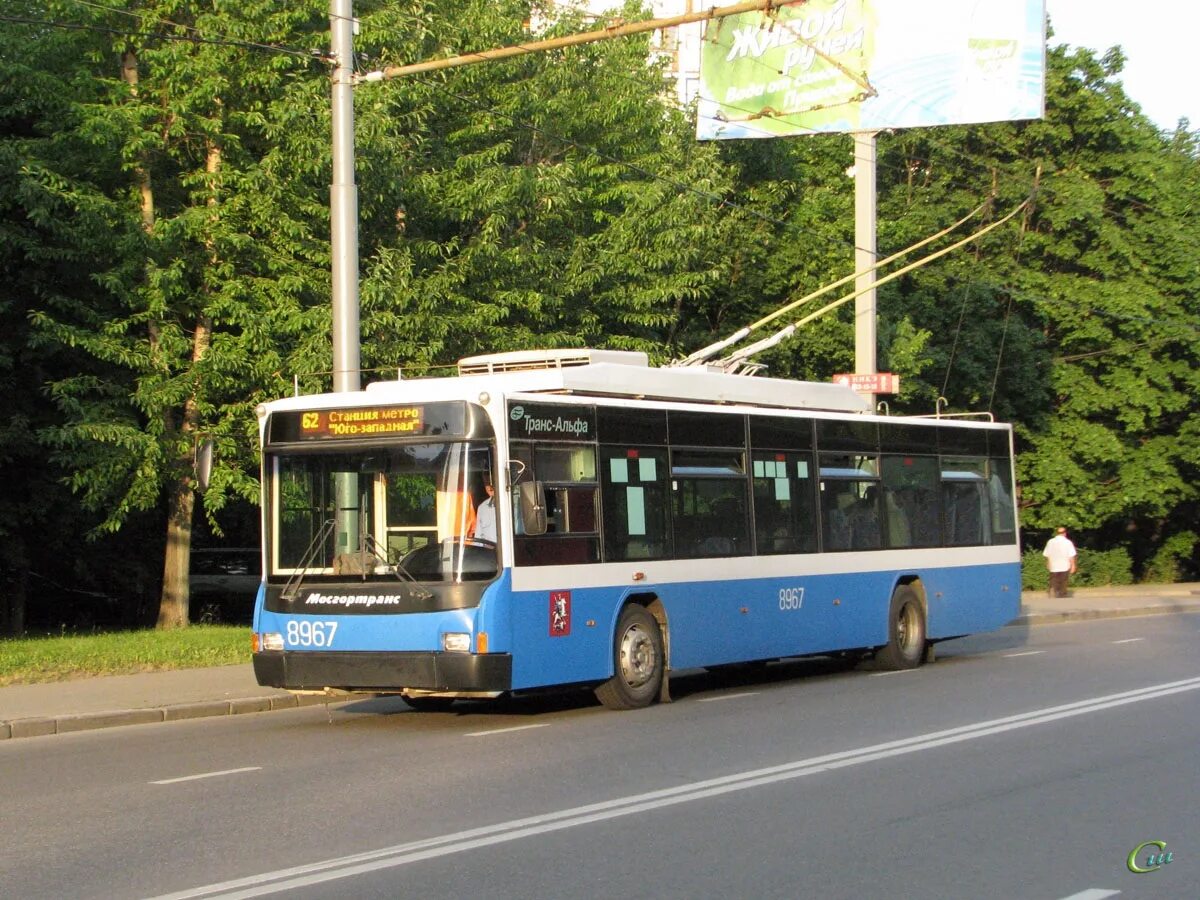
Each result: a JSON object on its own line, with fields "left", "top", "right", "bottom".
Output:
{"left": 619, "top": 624, "right": 657, "bottom": 688}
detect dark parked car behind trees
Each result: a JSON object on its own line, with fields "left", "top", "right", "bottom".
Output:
{"left": 189, "top": 548, "right": 260, "bottom": 624}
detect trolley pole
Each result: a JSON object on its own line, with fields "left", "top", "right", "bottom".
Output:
{"left": 330, "top": 0, "right": 361, "bottom": 394}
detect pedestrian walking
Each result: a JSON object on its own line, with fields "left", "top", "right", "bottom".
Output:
{"left": 1043, "top": 527, "right": 1077, "bottom": 598}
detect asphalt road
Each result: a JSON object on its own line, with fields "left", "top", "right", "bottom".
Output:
{"left": 4, "top": 613, "right": 1198, "bottom": 900}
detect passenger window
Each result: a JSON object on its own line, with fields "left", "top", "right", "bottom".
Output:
{"left": 672, "top": 477, "right": 748, "bottom": 558}
{"left": 819, "top": 479, "right": 882, "bottom": 551}
{"left": 511, "top": 444, "right": 601, "bottom": 567}
{"left": 880, "top": 455, "right": 941, "bottom": 548}
{"left": 941, "top": 457, "right": 990, "bottom": 546}
{"left": 751, "top": 453, "right": 817, "bottom": 554}
{"left": 987, "top": 459, "right": 1017, "bottom": 545}
{"left": 601, "top": 447, "right": 670, "bottom": 561}
{"left": 534, "top": 446, "right": 596, "bottom": 482}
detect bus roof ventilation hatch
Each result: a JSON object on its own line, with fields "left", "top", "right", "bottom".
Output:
{"left": 457, "top": 348, "right": 649, "bottom": 375}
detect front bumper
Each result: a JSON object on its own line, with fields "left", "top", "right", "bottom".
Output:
{"left": 253, "top": 650, "right": 512, "bottom": 693}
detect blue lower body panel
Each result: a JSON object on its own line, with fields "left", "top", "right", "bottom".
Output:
{"left": 252, "top": 563, "right": 1019, "bottom": 694}
{"left": 506, "top": 562, "right": 1019, "bottom": 690}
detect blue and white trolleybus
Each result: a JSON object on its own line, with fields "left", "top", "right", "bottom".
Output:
{"left": 251, "top": 349, "right": 1020, "bottom": 710}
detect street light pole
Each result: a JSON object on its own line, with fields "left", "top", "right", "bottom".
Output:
{"left": 330, "top": 0, "right": 361, "bottom": 394}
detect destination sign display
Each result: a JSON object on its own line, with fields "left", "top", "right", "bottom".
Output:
{"left": 297, "top": 406, "right": 423, "bottom": 439}
{"left": 267, "top": 401, "right": 485, "bottom": 446}
{"left": 270, "top": 405, "right": 451, "bottom": 444}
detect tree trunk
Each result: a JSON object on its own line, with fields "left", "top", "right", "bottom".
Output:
{"left": 122, "top": 49, "right": 189, "bottom": 629}
{"left": 157, "top": 478, "right": 194, "bottom": 628}
{"left": 156, "top": 137, "right": 219, "bottom": 628}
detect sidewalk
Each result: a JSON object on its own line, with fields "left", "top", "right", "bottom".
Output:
{"left": 0, "top": 664, "right": 332, "bottom": 740}
{"left": 3, "top": 583, "right": 1199, "bottom": 741}
{"left": 1013, "top": 581, "right": 1200, "bottom": 625}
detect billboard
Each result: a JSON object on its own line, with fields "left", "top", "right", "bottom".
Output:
{"left": 697, "top": 0, "right": 1045, "bottom": 140}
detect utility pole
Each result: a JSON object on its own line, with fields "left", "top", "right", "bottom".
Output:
{"left": 329, "top": 0, "right": 361, "bottom": 559}
{"left": 330, "top": 0, "right": 361, "bottom": 394}
{"left": 853, "top": 131, "right": 877, "bottom": 405}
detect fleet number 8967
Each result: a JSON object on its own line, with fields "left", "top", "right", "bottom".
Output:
{"left": 779, "top": 587, "right": 805, "bottom": 610}
{"left": 285, "top": 620, "right": 338, "bottom": 647}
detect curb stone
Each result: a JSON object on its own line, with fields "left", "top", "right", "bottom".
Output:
{"left": 1013, "top": 601, "right": 1200, "bottom": 627}
{"left": 1, "top": 691, "right": 335, "bottom": 741}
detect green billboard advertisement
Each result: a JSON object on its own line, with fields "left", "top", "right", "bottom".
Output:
{"left": 698, "top": 0, "right": 1045, "bottom": 140}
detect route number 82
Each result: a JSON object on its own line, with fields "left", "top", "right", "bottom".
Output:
{"left": 286, "top": 620, "right": 338, "bottom": 647}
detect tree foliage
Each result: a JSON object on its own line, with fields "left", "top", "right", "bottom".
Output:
{"left": 1, "top": 3, "right": 1197, "bottom": 633}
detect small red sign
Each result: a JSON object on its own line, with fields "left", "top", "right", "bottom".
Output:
{"left": 549, "top": 591, "right": 571, "bottom": 637}
{"left": 832, "top": 372, "right": 901, "bottom": 394}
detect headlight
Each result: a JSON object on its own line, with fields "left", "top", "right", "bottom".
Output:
{"left": 441, "top": 632, "right": 470, "bottom": 653}
{"left": 258, "top": 632, "right": 284, "bottom": 651}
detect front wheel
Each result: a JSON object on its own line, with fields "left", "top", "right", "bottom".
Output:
{"left": 874, "top": 586, "right": 926, "bottom": 670}
{"left": 595, "top": 605, "right": 664, "bottom": 710}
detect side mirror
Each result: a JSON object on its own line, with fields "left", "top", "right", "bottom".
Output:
{"left": 519, "top": 481, "right": 547, "bottom": 536}
{"left": 195, "top": 438, "right": 214, "bottom": 491}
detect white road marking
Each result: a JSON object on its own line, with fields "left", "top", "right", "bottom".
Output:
{"left": 463, "top": 723, "right": 550, "bottom": 737}
{"left": 150, "top": 767, "right": 262, "bottom": 786}
{"left": 697, "top": 692, "right": 759, "bottom": 703}
{"left": 1056, "top": 890, "right": 1120, "bottom": 899}
{"left": 1003, "top": 650, "right": 1046, "bottom": 658}
{"left": 870, "top": 669, "right": 919, "bottom": 676}
{"left": 1111, "top": 638, "right": 1144, "bottom": 644}
{"left": 153, "top": 675, "right": 1200, "bottom": 899}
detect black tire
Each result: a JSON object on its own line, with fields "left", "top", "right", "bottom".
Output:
{"left": 403, "top": 695, "right": 456, "bottom": 712}
{"left": 594, "top": 605, "right": 664, "bottom": 710}
{"left": 874, "top": 586, "right": 926, "bottom": 670}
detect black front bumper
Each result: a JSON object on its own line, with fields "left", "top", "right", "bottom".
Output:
{"left": 253, "top": 651, "right": 512, "bottom": 693}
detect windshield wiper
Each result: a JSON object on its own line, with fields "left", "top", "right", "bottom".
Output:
{"left": 362, "top": 534, "right": 434, "bottom": 601}
{"left": 281, "top": 519, "right": 434, "bottom": 603}
{"left": 281, "top": 518, "right": 335, "bottom": 601}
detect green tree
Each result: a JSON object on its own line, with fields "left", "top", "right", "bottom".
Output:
{"left": 12, "top": 0, "right": 757, "bottom": 630}
{"left": 660, "top": 36, "right": 1199, "bottom": 575}
{"left": 1007, "top": 46, "right": 1199, "bottom": 570}
{"left": 1, "top": 2, "right": 146, "bottom": 633}
{"left": 348, "top": 0, "right": 744, "bottom": 372}
{"left": 23, "top": 0, "right": 330, "bottom": 627}
{"left": 7, "top": 0, "right": 1198, "bottom": 640}
{"left": 871, "top": 43, "right": 1200, "bottom": 572}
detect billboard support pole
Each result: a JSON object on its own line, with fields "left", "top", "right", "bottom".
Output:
{"left": 330, "top": 0, "right": 361, "bottom": 394}
{"left": 330, "top": 0, "right": 362, "bottom": 560}
{"left": 853, "top": 131, "right": 878, "bottom": 406}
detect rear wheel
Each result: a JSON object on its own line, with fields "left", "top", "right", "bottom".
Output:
{"left": 874, "top": 586, "right": 926, "bottom": 670}
{"left": 595, "top": 605, "right": 664, "bottom": 710}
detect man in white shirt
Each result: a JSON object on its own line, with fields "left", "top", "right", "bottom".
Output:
{"left": 473, "top": 481, "right": 497, "bottom": 544}
{"left": 1043, "top": 527, "right": 1077, "bottom": 598}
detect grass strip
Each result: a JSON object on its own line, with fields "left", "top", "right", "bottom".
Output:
{"left": 0, "top": 626, "right": 251, "bottom": 686}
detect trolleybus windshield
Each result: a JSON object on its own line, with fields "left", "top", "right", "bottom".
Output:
{"left": 267, "top": 439, "right": 498, "bottom": 584}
